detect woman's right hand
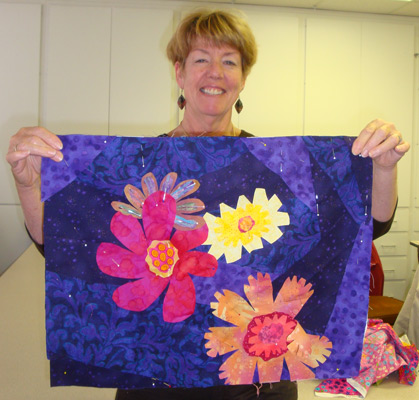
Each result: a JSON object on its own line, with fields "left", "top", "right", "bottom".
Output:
{"left": 6, "top": 127, "right": 63, "bottom": 189}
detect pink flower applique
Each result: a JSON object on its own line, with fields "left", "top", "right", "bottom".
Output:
{"left": 111, "top": 172, "right": 205, "bottom": 231}
{"left": 204, "top": 273, "right": 332, "bottom": 384}
{"left": 97, "top": 189, "right": 217, "bottom": 323}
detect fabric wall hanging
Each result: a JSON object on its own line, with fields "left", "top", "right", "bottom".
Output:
{"left": 42, "top": 135, "right": 373, "bottom": 388}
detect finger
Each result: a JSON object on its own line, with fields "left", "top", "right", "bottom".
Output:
{"left": 394, "top": 140, "right": 410, "bottom": 155}
{"left": 367, "top": 130, "right": 400, "bottom": 158}
{"left": 353, "top": 121, "right": 396, "bottom": 157}
{"left": 31, "top": 126, "right": 63, "bottom": 150}
{"left": 5, "top": 149, "right": 31, "bottom": 166}
{"left": 7, "top": 142, "right": 63, "bottom": 163}
{"left": 9, "top": 127, "right": 63, "bottom": 152}
{"left": 352, "top": 119, "right": 381, "bottom": 155}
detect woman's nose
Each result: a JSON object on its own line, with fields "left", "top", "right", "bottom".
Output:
{"left": 207, "top": 61, "right": 223, "bottom": 78}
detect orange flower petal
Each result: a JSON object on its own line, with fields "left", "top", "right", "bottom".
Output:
{"left": 204, "top": 327, "right": 243, "bottom": 357}
{"left": 274, "top": 276, "right": 313, "bottom": 317}
{"left": 219, "top": 349, "right": 257, "bottom": 385}
{"left": 244, "top": 273, "right": 274, "bottom": 314}
{"left": 211, "top": 290, "right": 256, "bottom": 328}
{"left": 284, "top": 351, "right": 315, "bottom": 381}
{"left": 256, "top": 355, "right": 285, "bottom": 383}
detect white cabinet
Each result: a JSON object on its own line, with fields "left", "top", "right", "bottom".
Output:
{"left": 0, "top": 3, "right": 41, "bottom": 204}
{"left": 41, "top": 5, "right": 112, "bottom": 135}
{"left": 0, "top": 3, "right": 41, "bottom": 274}
{"left": 305, "top": 18, "right": 362, "bottom": 136}
{"left": 239, "top": 11, "right": 305, "bottom": 136}
{"left": 109, "top": 8, "right": 175, "bottom": 136}
{"left": 374, "top": 208, "right": 411, "bottom": 300}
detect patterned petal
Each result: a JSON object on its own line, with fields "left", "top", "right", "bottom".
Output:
{"left": 142, "top": 191, "right": 176, "bottom": 240}
{"left": 96, "top": 243, "right": 148, "bottom": 279}
{"left": 176, "top": 251, "right": 217, "bottom": 279}
{"left": 124, "top": 184, "right": 145, "bottom": 210}
{"left": 211, "top": 290, "right": 256, "bottom": 329}
{"left": 256, "top": 355, "right": 285, "bottom": 383}
{"left": 170, "top": 179, "right": 200, "bottom": 201}
{"left": 110, "top": 212, "right": 147, "bottom": 255}
{"left": 204, "top": 326, "right": 243, "bottom": 357}
{"left": 174, "top": 214, "right": 205, "bottom": 231}
{"left": 111, "top": 201, "right": 142, "bottom": 219}
{"left": 219, "top": 349, "right": 257, "bottom": 385}
{"left": 171, "top": 224, "right": 208, "bottom": 253}
{"left": 141, "top": 172, "right": 158, "bottom": 197}
{"left": 112, "top": 275, "right": 168, "bottom": 312}
{"left": 163, "top": 274, "right": 195, "bottom": 322}
{"left": 159, "top": 172, "right": 177, "bottom": 195}
{"left": 244, "top": 273, "right": 274, "bottom": 314}
{"left": 274, "top": 276, "right": 313, "bottom": 317}
{"left": 176, "top": 198, "right": 205, "bottom": 214}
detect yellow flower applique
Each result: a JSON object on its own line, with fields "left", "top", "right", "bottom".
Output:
{"left": 203, "top": 188, "right": 290, "bottom": 263}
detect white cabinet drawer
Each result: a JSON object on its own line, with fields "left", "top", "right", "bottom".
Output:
{"left": 389, "top": 207, "right": 409, "bottom": 232}
{"left": 383, "top": 280, "right": 407, "bottom": 301}
{"left": 379, "top": 256, "right": 407, "bottom": 280}
{"left": 374, "top": 232, "right": 409, "bottom": 256}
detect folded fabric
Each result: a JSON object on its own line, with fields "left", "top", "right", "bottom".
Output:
{"left": 314, "top": 319, "right": 418, "bottom": 398}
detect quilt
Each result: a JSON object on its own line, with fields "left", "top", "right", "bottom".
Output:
{"left": 42, "top": 135, "right": 373, "bottom": 388}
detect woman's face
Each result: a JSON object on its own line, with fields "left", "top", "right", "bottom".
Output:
{"left": 175, "top": 39, "right": 246, "bottom": 122}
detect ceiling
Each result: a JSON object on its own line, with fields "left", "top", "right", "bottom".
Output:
{"left": 182, "top": 0, "right": 419, "bottom": 17}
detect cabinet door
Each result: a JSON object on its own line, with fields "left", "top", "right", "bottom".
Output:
{"left": 360, "top": 22, "right": 414, "bottom": 208}
{"left": 237, "top": 11, "right": 305, "bottom": 137}
{"left": 305, "top": 18, "right": 362, "bottom": 136}
{"left": 41, "top": 5, "right": 111, "bottom": 135}
{"left": 0, "top": 3, "right": 41, "bottom": 273}
{"left": 0, "top": 3, "right": 41, "bottom": 204}
{"left": 109, "top": 8, "right": 175, "bottom": 137}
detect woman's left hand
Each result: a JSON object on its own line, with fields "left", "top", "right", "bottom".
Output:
{"left": 352, "top": 118, "right": 410, "bottom": 168}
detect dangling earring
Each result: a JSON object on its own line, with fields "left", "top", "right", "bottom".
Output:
{"left": 177, "top": 90, "right": 186, "bottom": 110}
{"left": 235, "top": 97, "right": 243, "bottom": 114}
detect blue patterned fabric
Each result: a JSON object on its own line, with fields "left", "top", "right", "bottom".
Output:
{"left": 42, "top": 135, "right": 373, "bottom": 388}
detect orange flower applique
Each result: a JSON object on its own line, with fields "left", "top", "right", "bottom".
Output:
{"left": 204, "top": 273, "right": 333, "bottom": 384}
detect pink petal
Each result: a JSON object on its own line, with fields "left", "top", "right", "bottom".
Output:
{"left": 112, "top": 275, "right": 168, "bottom": 312}
{"left": 163, "top": 275, "right": 195, "bottom": 322}
{"left": 110, "top": 212, "right": 147, "bottom": 255}
{"left": 176, "top": 251, "right": 217, "bottom": 279}
{"left": 142, "top": 191, "right": 176, "bottom": 240}
{"left": 171, "top": 224, "right": 208, "bottom": 253}
{"left": 97, "top": 243, "right": 148, "bottom": 278}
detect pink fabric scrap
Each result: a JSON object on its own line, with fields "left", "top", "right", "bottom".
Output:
{"left": 314, "top": 319, "right": 418, "bottom": 398}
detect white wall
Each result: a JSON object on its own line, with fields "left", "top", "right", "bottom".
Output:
{"left": 1, "top": 0, "right": 418, "bottom": 300}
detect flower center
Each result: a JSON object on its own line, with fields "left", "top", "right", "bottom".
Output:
{"left": 146, "top": 240, "right": 179, "bottom": 278}
{"left": 243, "top": 312, "right": 297, "bottom": 361}
{"left": 238, "top": 215, "right": 255, "bottom": 233}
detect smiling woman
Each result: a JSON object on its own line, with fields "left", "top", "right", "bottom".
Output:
{"left": 166, "top": 9, "right": 257, "bottom": 137}
{"left": 5, "top": 6, "right": 410, "bottom": 400}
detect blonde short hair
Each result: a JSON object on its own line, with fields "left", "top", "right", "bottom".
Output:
{"left": 167, "top": 9, "right": 257, "bottom": 77}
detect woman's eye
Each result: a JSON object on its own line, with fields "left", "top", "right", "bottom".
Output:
{"left": 196, "top": 58, "right": 207, "bottom": 63}
{"left": 224, "top": 60, "right": 237, "bottom": 66}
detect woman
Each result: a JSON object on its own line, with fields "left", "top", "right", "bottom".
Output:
{"left": 6, "top": 9, "right": 410, "bottom": 400}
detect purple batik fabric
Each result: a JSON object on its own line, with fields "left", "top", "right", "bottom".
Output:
{"left": 42, "top": 135, "right": 373, "bottom": 389}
